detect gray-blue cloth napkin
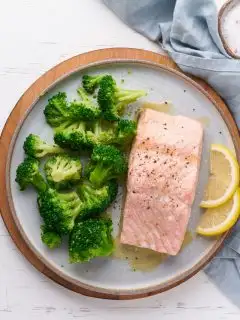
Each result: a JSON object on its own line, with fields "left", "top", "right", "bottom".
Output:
{"left": 104, "top": 0, "right": 240, "bottom": 307}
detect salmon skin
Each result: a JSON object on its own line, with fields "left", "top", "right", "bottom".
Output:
{"left": 121, "top": 109, "right": 203, "bottom": 255}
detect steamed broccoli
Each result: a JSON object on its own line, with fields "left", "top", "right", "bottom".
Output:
{"left": 38, "top": 189, "right": 83, "bottom": 235}
{"left": 88, "top": 145, "right": 128, "bottom": 187}
{"left": 44, "top": 92, "right": 69, "bottom": 127}
{"left": 41, "top": 225, "right": 61, "bottom": 249}
{"left": 85, "top": 120, "right": 115, "bottom": 147}
{"left": 54, "top": 121, "right": 87, "bottom": 150}
{"left": 24, "top": 134, "right": 64, "bottom": 158}
{"left": 82, "top": 74, "right": 105, "bottom": 94}
{"left": 44, "top": 154, "right": 82, "bottom": 190}
{"left": 16, "top": 157, "right": 47, "bottom": 192}
{"left": 69, "top": 88, "right": 101, "bottom": 121}
{"left": 44, "top": 89, "right": 101, "bottom": 127}
{"left": 97, "top": 75, "right": 146, "bottom": 121}
{"left": 69, "top": 218, "right": 114, "bottom": 263}
{"left": 114, "top": 119, "right": 137, "bottom": 147}
{"left": 84, "top": 119, "right": 137, "bottom": 149}
{"left": 84, "top": 161, "right": 96, "bottom": 179}
{"left": 76, "top": 180, "right": 118, "bottom": 218}
{"left": 53, "top": 118, "right": 114, "bottom": 151}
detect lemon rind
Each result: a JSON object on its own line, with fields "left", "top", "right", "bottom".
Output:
{"left": 197, "top": 189, "right": 240, "bottom": 236}
{"left": 200, "top": 144, "right": 240, "bottom": 208}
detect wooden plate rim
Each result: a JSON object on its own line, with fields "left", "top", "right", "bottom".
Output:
{"left": 1, "top": 48, "right": 240, "bottom": 300}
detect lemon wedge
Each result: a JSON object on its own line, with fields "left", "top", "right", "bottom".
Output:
{"left": 200, "top": 144, "right": 239, "bottom": 208}
{"left": 197, "top": 189, "right": 240, "bottom": 236}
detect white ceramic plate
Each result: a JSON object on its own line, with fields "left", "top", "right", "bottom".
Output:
{"left": 7, "top": 60, "right": 238, "bottom": 297}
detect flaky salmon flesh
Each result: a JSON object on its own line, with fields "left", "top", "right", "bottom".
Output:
{"left": 121, "top": 109, "right": 203, "bottom": 255}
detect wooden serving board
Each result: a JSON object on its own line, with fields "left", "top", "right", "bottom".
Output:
{"left": 0, "top": 48, "right": 239, "bottom": 300}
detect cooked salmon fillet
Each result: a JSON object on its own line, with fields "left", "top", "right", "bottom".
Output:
{"left": 121, "top": 109, "right": 203, "bottom": 255}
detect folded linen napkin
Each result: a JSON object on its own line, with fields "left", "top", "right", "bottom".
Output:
{"left": 104, "top": 0, "right": 240, "bottom": 307}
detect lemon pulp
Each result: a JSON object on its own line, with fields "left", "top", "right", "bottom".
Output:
{"left": 197, "top": 189, "right": 240, "bottom": 236}
{"left": 200, "top": 144, "right": 239, "bottom": 208}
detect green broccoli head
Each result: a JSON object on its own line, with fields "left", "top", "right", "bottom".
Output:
{"left": 84, "top": 161, "right": 96, "bottom": 179}
{"left": 76, "top": 180, "right": 118, "bottom": 219}
{"left": 41, "top": 225, "right": 61, "bottom": 249}
{"left": 45, "top": 89, "right": 101, "bottom": 125}
{"left": 44, "top": 92, "right": 70, "bottom": 127}
{"left": 82, "top": 74, "right": 105, "bottom": 94}
{"left": 69, "top": 218, "right": 114, "bottom": 263}
{"left": 38, "top": 189, "right": 82, "bottom": 235}
{"left": 85, "top": 120, "right": 115, "bottom": 148}
{"left": 69, "top": 88, "right": 101, "bottom": 121}
{"left": 88, "top": 145, "right": 128, "bottom": 187}
{"left": 77, "top": 87, "right": 93, "bottom": 103}
{"left": 69, "top": 101, "right": 101, "bottom": 121}
{"left": 16, "top": 157, "right": 47, "bottom": 192}
{"left": 97, "top": 75, "right": 146, "bottom": 121}
{"left": 53, "top": 121, "right": 73, "bottom": 148}
{"left": 114, "top": 119, "right": 137, "bottom": 146}
{"left": 54, "top": 121, "right": 87, "bottom": 151}
{"left": 24, "top": 134, "right": 64, "bottom": 158}
{"left": 44, "top": 154, "right": 82, "bottom": 190}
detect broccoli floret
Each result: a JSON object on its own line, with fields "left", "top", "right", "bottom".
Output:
{"left": 44, "top": 154, "right": 82, "bottom": 190}
{"left": 69, "top": 88, "right": 101, "bottom": 121}
{"left": 85, "top": 119, "right": 136, "bottom": 149}
{"left": 69, "top": 101, "right": 100, "bottom": 121}
{"left": 41, "top": 225, "right": 61, "bottom": 249}
{"left": 76, "top": 180, "right": 118, "bottom": 218}
{"left": 88, "top": 145, "right": 127, "bottom": 187}
{"left": 54, "top": 119, "right": 114, "bottom": 151}
{"left": 82, "top": 74, "right": 105, "bottom": 94}
{"left": 84, "top": 161, "right": 96, "bottom": 179}
{"left": 69, "top": 218, "right": 114, "bottom": 263}
{"left": 44, "top": 92, "right": 69, "bottom": 127}
{"left": 114, "top": 119, "right": 137, "bottom": 146}
{"left": 16, "top": 157, "right": 47, "bottom": 192}
{"left": 97, "top": 75, "right": 146, "bottom": 121}
{"left": 38, "top": 189, "right": 83, "bottom": 235}
{"left": 44, "top": 90, "right": 101, "bottom": 126}
{"left": 86, "top": 120, "right": 115, "bottom": 147}
{"left": 54, "top": 121, "right": 87, "bottom": 150}
{"left": 24, "top": 134, "right": 64, "bottom": 158}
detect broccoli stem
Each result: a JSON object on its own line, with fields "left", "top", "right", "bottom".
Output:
{"left": 78, "top": 121, "right": 86, "bottom": 132}
{"left": 32, "top": 174, "right": 48, "bottom": 192}
{"left": 116, "top": 89, "right": 146, "bottom": 102}
{"left": 58, "top": 192, "right": 78, "bottom": 201}
{"left": 89, "top": 163, "right": 111, "bottom": 187}
{"left": 71, "top": 202, "right": 83, "bottom": 217}
{"left": 92, "top": 121, "right": 102, "bottom": 136}
{"left": 44, "top": 144, "right": 64, "bottom": 153}
{"left": 77, "top": 88, "right": 90, "bottom": 102}
{"left": 36, "top": 143, "right": 64, "bottom": 158}
{"left": 79, "top": 184, "right": 92, "bottom": 201}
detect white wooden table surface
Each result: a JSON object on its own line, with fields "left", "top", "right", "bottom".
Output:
{"left": 1, "top": 1, "right": 240, "bottom": 319}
